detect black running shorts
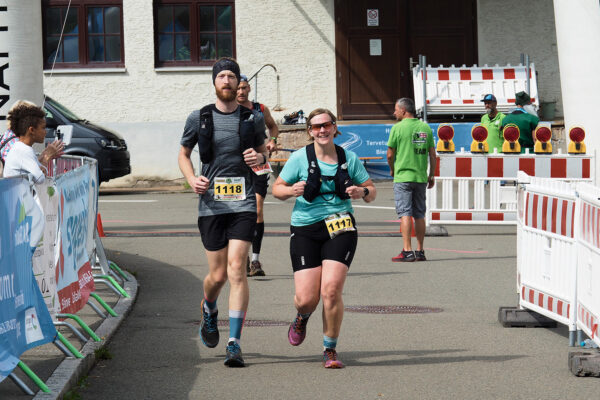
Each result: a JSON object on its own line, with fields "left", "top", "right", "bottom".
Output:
{"left": 289, "top": 214, "right": 358, "bottom": 272}
{"left": 253, "top": 174, "right": 269, "bottom": 197}
{"left": 197, "top": 212, "right": 257, "bottom": 251}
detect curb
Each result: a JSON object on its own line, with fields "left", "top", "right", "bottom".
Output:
{"left": 33, "top": 274, "right": 139, "bottom": 400}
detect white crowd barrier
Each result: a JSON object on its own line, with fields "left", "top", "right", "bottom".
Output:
{"left": 516, "top": 172, "right": 600, "bottom": 346}
{"left": 427, "top": 151, "right": 595, "bottom": 225}
{"left": 413, "top": 63, "right": 539, "bottom": 115}
{"left": 575, "top": 182, "right": 600, "bottom": 347}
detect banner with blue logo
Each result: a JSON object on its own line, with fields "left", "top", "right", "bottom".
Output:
{"left": 336, "top": 122, "right": 478, "bottom": 178}
{"left": 0, "top": 177, "right": 57, "bottom": 382}
{"left": 54, "top": 167, "right": 95, "bottom": 315}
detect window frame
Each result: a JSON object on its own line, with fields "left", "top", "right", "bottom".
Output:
{"left": 153, "top": 0, "right": 236, "bottom": 68}
{"left": 42, "top": 0, "right": 125, "bottom": 69}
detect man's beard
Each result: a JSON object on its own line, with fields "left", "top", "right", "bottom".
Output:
{"left": 216, "top": 86, "right": 236, "bottom": 102}
{"left": 485, "top": 108, "right": 493, "bottom": 115}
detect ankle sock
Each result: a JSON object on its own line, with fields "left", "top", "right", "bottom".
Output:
{"left": 228, "top": 310, "right": 246, "bottom": 344}
{"left": 323, "top": 335, "right": 337, "bottom": 350}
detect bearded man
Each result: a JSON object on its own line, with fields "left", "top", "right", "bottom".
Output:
{"left": 178, "top": 57, "right": 268, "bottom": 367}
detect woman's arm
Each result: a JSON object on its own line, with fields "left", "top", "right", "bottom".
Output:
{"left": 272, "top": 176, "right": 306, "bottom": 201}
{"left": 345, "top": 178, "right": 376, "bottom": 203}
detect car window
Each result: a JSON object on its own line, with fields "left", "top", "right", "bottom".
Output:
{"left": 45, "top": 97, "right": 82, "bottom": 122}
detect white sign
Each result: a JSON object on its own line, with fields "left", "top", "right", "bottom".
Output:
{"left": 367, "top": 9, "right": 379, "bottom": 26}
{"left": 370, "top": 39, "right": 382, "bottom": 56}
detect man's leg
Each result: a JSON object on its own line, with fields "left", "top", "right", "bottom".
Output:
{"left": 400, "top": 216, "right": 413, "bottom": 251}
{"left": 224, "top": 239, "right": 251, "bottom": 367}
{"left": 249, "top": 193, "right": 266, "bottom": 276}
{"left": 415, "top": 217, "right": 426, "bottom": 251}
{"left": 199, "top": 247, "right": 228, "bottom": 348}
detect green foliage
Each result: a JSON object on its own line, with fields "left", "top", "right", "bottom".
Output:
{"left": 95, "top": 347, "right": 113, "bottom": 360}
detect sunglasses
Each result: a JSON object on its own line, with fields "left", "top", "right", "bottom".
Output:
{"left": 309, "top": 121, "right": 336, "bottom": 132}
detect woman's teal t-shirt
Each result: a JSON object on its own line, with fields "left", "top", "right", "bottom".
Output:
{"left": 278, "top": 146, "right": 370, "bottom": 226}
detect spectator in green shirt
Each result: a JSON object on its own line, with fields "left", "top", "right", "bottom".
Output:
{"left": 501, "top": 91, "right": 540, "bottom": 153}
{"left": 480, "top": 94, "right": 505, "bottom": 154}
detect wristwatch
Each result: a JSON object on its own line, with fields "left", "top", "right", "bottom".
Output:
{"left": 363, "top": 187, "right": 369, "bottom": 198}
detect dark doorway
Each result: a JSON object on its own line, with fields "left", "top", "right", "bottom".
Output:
{"left": 335, "top": 0, "right": 477, "bottom": 120}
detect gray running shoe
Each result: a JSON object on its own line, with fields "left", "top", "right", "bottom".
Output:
{"left": 224, "top": 341, "right": 245, "bottom": 367}
{"left": 249, "top": 260, "right": 265, "bottom": 277}
{"left": 199, "top": 299, "right": 219, "bottom": 348}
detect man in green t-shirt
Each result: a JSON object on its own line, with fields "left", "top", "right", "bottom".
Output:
{"left": 480, "top": 94, "right": 505, "bottom": 153}
{"left": 501, "top": 91, "right": 540, "bottom": 153}
{"left": 386, "top": 98, "right": 436, "bottom": 262}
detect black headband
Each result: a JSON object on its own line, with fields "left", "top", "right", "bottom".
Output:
{"left": 212, "top": 58, "right": 241, "bottom": 85}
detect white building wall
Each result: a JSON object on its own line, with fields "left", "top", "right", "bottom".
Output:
{"left": 43, "top": 0, "right": 336, "bottom": 184}
{"left": 477, "top": 0, "right": 563, "bottom": 118}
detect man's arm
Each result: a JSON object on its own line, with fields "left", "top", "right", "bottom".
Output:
{"left": 243, "top": 142, "right": 269, "bottom": 167}
{"left": 427, "top": 146, "right": 436, "bottom": 189}
{"left": 386, "top": 147, "right": 396, "bottom": 177}
{"left": 262, "top": 106, "right": 280, "bottom": 153}
{"left": 178, "top": 145, "right": 209, "bottom": 194}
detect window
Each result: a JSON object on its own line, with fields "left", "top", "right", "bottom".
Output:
{"left": 154, "top": 1, "right": 235, "bottom": 67}
{"left": 42, "top": 1, "right": 124, "bottom": 69}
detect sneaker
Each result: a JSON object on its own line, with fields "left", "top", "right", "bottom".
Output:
{"left": 199, "top": 299, "right": 219, "bottom": 348}
{"left": 415, "top": 250, "right": 426, "bottom": 261}
{"left": 288, "top": 314, "right": 309, "bottom": 346}
{"left": 224, "top": 341, "right": 245, "bottom": 367}
{"left": 392, "top": 250, "right": 416, "bottom": 262}
{"left": 245, "top": 256, "right": 251, "bottom": 276}
{"left": 323, "top": 348, "right": 344, "bottom": 369}
{"left": 249, "top": 260, "right": 266, "bottom": 277}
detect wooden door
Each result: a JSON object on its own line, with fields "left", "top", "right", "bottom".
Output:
{"left": 335, "top": 0, "right": 477, "bottom": 120}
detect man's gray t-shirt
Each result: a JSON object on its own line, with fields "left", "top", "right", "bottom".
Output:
{"left": 180, "top": 105, "right": 266, "bottom": 216}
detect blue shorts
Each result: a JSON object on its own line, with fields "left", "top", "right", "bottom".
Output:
{"left": 394, "top": 182, "right": 427, "bottom": 219}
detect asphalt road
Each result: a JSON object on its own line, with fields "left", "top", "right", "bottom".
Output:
{"left": 70, "top": 182, "right": 599, "bottom": 399}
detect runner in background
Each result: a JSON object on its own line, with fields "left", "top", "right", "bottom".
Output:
{"left": 236, "top": 74, "right": 280, "bottom": 277}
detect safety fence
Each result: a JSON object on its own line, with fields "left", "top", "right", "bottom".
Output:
{"left": 0, "top": 156, "right": 130, "bottom": 395}
{"left": 516, "top": 172, "right": 600, "bottom": 348}
{"left": 427, "top": 150, "right": 595, "bottom": 225}
{"left": 412, "top": 63, "right": 539, "bottom": 116}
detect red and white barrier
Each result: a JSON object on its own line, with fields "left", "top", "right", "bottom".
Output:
{"left": 575, "top": 182, "right": 600, "bottom": 347}
{"left": 427, "top": 151, "right": 595, "bottom": 225}
{"left": 413, "top": 64, "right": 539, "bottom": 115}
{"left": 517, "top": 172, "right": 579, "bottom": 344}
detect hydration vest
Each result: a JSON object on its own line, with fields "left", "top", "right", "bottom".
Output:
{"left": 196, "top": 105, "right": 257, "bottom": 163}
{"left": 303, "top": 143, "right": 354, "bottom": 202}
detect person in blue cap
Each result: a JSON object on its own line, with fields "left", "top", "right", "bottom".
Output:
{"left": 480, "top": 94, "right": 505, "bottom": 153}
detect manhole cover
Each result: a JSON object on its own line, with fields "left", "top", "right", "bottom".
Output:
{"left": 191, "top": 319, "right": 288, "bottom": 327}
{"left": 344, "top": 305, "right": 443, "bottom": 314}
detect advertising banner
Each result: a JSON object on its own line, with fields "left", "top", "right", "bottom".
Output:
{"left": 0, "top": 178, "right": 57, "bottom": 382}
{"left": 32, "top": 181, "right": 60, "bottom": 318}
{"left": 85, "top": 160, "right": 98, "bottom": 258}
{"left": 54, "top": 167, "right": 95, "bottom": 315}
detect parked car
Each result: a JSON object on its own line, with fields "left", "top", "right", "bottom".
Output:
{"left": 43, "top": 96, "right": 131, "bottom": 182}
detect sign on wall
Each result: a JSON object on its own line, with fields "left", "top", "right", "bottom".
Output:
{"left": 367, "top": 9, "right": 379, "bottom": 26}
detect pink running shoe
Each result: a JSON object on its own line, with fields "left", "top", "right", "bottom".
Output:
{"left": 323, "top": 348, "right": 344, "bottom": 368}
{"left": 288, "top": 314, "right": 309, "bottom": 346}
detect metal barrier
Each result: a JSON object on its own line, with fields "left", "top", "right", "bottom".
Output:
{"left": 427, "top": 151, "right": 595, "bottom": 225}
{"left": 516, "top": 172, "right": 579, "bottom": 344}
{"left": 46, "top": 154, "right": 84, "bottom": 178}
{"left": 413, "top": 63, "right": 539, "bottom": 116}
{"left": 575, "top": 181, "right": 600, "bottom": 347}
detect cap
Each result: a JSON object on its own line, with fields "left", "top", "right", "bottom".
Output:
{"left": 240, "top": 74, "right": 249, "bottom": 82}
{"left": 212, "top": 58, "right": 241, "bottom": 85}
{"left": 481, "top": 94, "right": 497, "bottom": 102}
{"left": 515, "top": 91, "right": 531, "bottom": 106}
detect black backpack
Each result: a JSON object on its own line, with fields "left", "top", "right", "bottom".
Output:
{"left": 196, "top": 105, "right": 256, "bottom": 164}
{"left": 303, "top": 143, "right": 354, "bottom": 202}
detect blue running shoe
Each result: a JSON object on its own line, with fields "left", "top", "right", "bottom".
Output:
{"left": 224, "top": 341, "right": 245, "bottom": 367}
{"left": 199, "top": 299, "right": 219, "bottom": 348}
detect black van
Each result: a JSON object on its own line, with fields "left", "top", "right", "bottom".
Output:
{"left": 44, "top": 96, "right": 131, "bottom": 182}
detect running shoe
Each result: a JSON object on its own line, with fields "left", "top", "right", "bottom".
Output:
{"left": 224, "top": 341, "right": 245, "bottom": 367}
{"left": 288, "top": 313, "right": 309, "bottom": 346}
{"left": 199, "top": 299, "right": 219, "bottom": 348}
{"left": 249, "top": 260, "right": 266, "bottom": 277}
{"left": 391, "top": 250, "right": 416, "bottom": 262}
{"left": 323, "top": 348, "right": 344, "bottom": 369}
{"left": 415, "top": 250, "right": 427, "bottom": 261}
